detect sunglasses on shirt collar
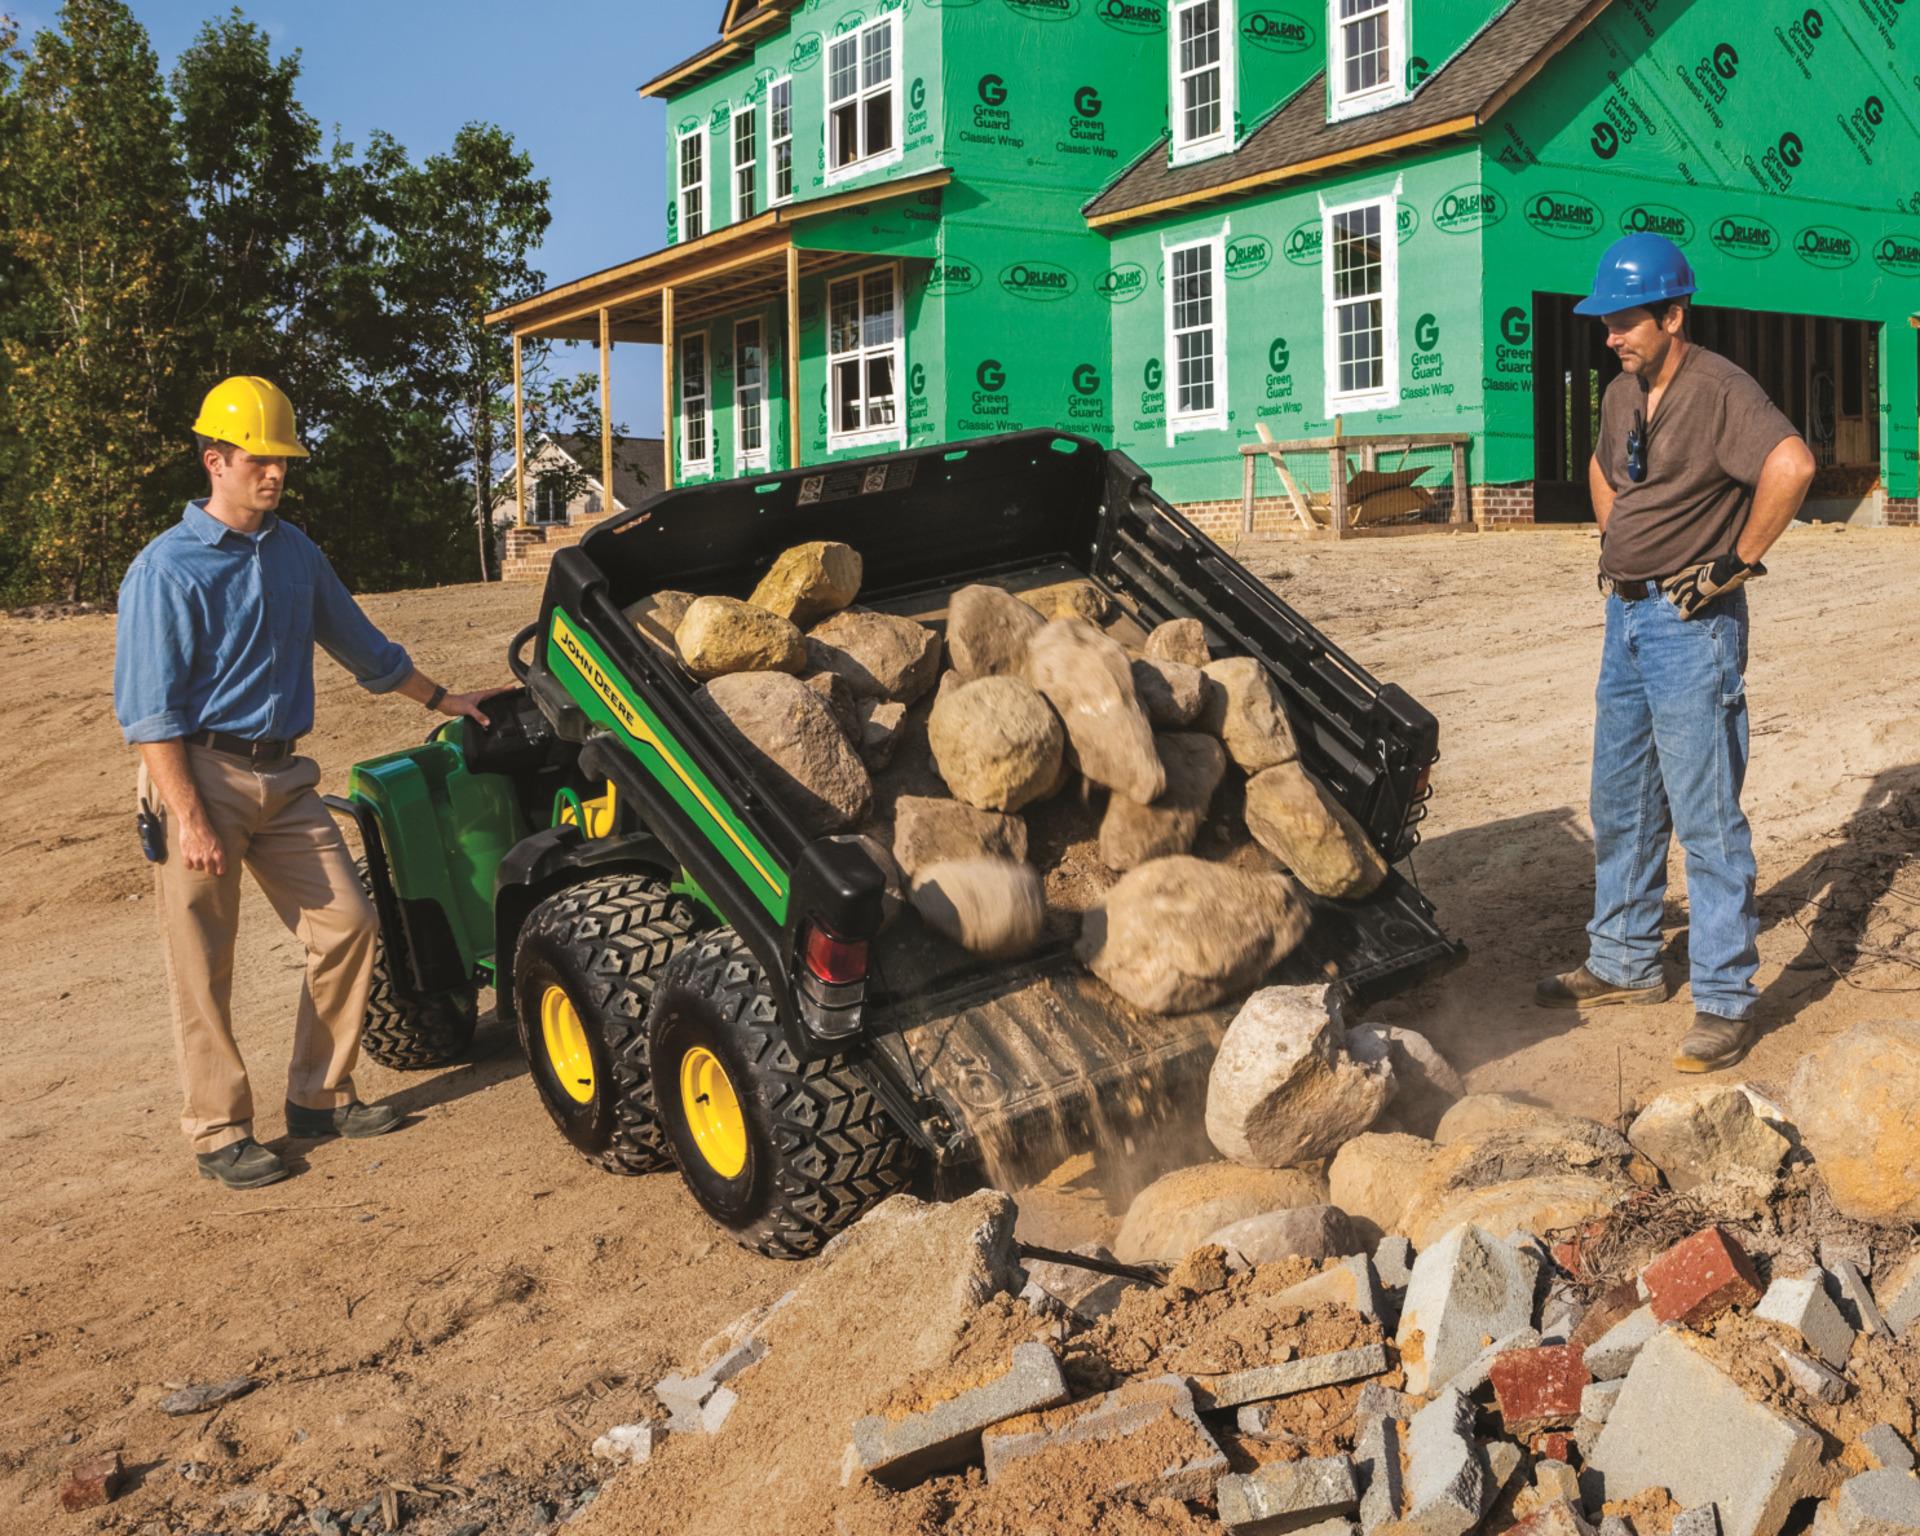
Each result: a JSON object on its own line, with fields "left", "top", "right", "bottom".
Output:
{"left": 1626, "top": 407, "right": 1648, "bottom": 483}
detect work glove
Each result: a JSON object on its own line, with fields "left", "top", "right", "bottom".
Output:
{"left": 1660, "top": 553, "right": 1766, "bottom": 620}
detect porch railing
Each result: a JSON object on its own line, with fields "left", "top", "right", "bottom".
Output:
{"left": 1237, "top": 426, "right": 1474, "bottom": 539}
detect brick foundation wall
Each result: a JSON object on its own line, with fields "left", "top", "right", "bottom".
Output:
{"left": 1471, "top": 481, "right": 1535, "bottom": 525}
{"left": 1886, "top": 497, "right": 1919, "bottom": 527}
{"left": 1173, "top": 482, "right": 1532, "bottom": 538}
{"left": 501, "top": 514, "right": 614, "bottom": 582}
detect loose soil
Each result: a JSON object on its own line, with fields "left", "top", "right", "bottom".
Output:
{"left": 7, "top": 522, "right": 1920, "bottom": 1532}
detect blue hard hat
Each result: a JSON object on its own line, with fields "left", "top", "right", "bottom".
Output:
{"left": 1573, "top": 232, "right": 1697, "bottom": 316}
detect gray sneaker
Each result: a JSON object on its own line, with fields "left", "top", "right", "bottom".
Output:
{"left": 284, "top": 1100, "right": 403, "bottom": 1140}
{"left": 196, "top": 1137, "right": 289, "bottom": 1189}
{"left": 1534, "top": 964, "right": 1670, "bottom": 1009}
{"left": 1673, "top": 1013, "right": 1757, "bottom": 1073}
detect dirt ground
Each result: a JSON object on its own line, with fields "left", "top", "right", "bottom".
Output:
{"left": 4, "top": 520, "right": 1917, "bottom": 1534}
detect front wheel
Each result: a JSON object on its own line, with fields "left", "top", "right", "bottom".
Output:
{"left": 357, "top": 858, "right": 477, "bottom": 1070}
{"left": 648, "top": 930, "right": 914, "bottom": 1259}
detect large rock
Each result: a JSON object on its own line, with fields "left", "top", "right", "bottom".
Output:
{"left": 1023, "top": 578, "right": 1110, "bottom": 625}
{"left": 1348, "top": 1025, "right": 1466, "bottom": 1138}
{"left": 1076, "top": 857, "right": 1309, "bottom": 1015}
{"left": 1396, "top": 1223, "right": 1542, "bottom": 1396}
{"left": 1199, "top": 657, "right": 1299, "bottom": 773}
{"left": 1436, "top": 1094, "right": 1592, "bottom": 1144}
{"left": 1245, "top": 760, "right": 1390, "bottom": 900}
{"left": 1145, "top": 618, "right": 1210, "bottom": 669}
{"left": 1206, "top": 985, "right": 1395, "bottom": 1168}
{"left": 803, "top": 668, "right": 860, "bottom": 742}
{"left": 748, "top": 540, "right": 863, "bottom": 625}
{"left": 927, "top": 674, "right": 1065, "bottom": 812}
{"left": 1114, "top": 1161, "right": 1331, "bottom": 1265}
{"left": 1408, "top": 1175, "right": 1628, "bottom": 1250}
{"left": 675, "top": 596, "right": 806, "bottom": 680}
{"left": 1024, "top": 619, "right": 1165, "bottom": 806}
{"left": 1628, "top": 1085, "right": 1792, "bottom": 1195}
{"left": 806, "top": 609, "right": 942, "bottom": 703}
{"left": 1330, "top": 1132, "right": 1439, "bottom": 1244}
{"left": 1097, "top": 732, "right": 1226, "bottom": 870}
{"left": 1204, "top": 1205, "right": 1362, "bottom": 1267}
{"left": 1130, "top": 656, "right": 1207, "bottom": 730}
{"left": 1789, "top": 1020, "right": 1920, "bottom": 1224}
{"left": 945, "top": 584, "right": 1047, "bottom": 680}
{"left": 697, "top": 671, "right": 872, "bottom": 833}
{"left": 909, "top": 858, "right": 1045, "bottom": 960}
{"left": 891, "top": 794, "right": 1028, "bottom": 878}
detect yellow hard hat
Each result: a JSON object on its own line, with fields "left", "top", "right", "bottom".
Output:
{"left": 190, "top": 376, "right": 310, "bottom": 458}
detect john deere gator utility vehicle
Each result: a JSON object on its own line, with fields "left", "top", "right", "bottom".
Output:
{"left": 331, "top": 431, "right": 1461, "bottom": 1259}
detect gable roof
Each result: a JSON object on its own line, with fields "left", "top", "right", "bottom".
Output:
{"left": 1083, "top": 0, "right": 1611, "bottom": 227}
{"left": 641, "top": 0, "right": 801, "bottom": 98}
{"left": 543, "top": 434, "right": 667, "bottom": 512}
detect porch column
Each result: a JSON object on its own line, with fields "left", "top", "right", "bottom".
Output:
{"left": 598, "top": 306, "right": 613, "bottom": 509}
{"left": 661, "top": 284, "right": 676, "bottom": 491}
{"left": 512, "top": 330, "right": 526, "bottom": 525}
{"left": 786, "top": 245, "right": 802, "bottom": 470}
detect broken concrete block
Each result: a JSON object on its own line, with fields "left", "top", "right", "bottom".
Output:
{"left": 1583, "top": 1306, "right": 1663, "bottom": 1381}
{"left": 852, "top": 1343, "right": 1070, "bottom": 1487}
{"left": 700, "top": 1385, "right": 738, "bottom": 1433}
{"left": 1275, "top": 1254, "right": 1387, "bottom": 1320}
{"left": 1375, "top": 1236, "right": 1415, "bottom": 1291}
{"left": 1573, "top": 1417, "right": 1607, "bottom": 1460}
{"left": 1670, "top": 1507, "right": 1721, "bottom": 1536}
{"left": 1403, "top": 1387, "right": 1490, "bottom": 1536}
{"left": 1529, "top": 1460, "right": 1584, "bottom": 1509}
{"left": 1019, "top": 1246, "right": 1141, "bottom": 1324}
{"left": 1827, "top": 1261, "right": 1891, "bottom": 1339}
{"left": 1643, "top": 1227, "right": 1763, "bottom": 1326}
{"left": 1580, "top": 1379, "right": 1623, "bottom": 1425}
{"left": 1356, "top": 1382, "right": 1421, "bottom": 1425}
{"left": 1218, "top": 1455, "right": 1360, "bottom": 1535}
{"left": 1858, "top": 1425, "right": 1916, "bottom": 1474}
{"left": 1870, "top": 1251, "right": 1920, "bottom": 1337}
{"left": 1754, "top": 1273, "right": 1854, "bottom": 1369}
{"left": 1485, "top": 1440, "right": 1526, "bottom": 1507}
{"left": 1825, "top": 1471, "right": 1920, "bottom": 1536}
{"left": 1451, "top": 1328, "right": 1542, "bottom": 1396}
{"left": 1541, "top": 1291, "right": 1587, "bottom": 1345}
{"left": 1189, "top": 1342, "right": 1390, "bottom": 1411}
{"left": 1598, "top": 1518, "right": 1636, "bottom": 1536}
{"left": 981, "top": 1373, "right": 1226, "bottom": 1502}
{"left": 590, "top": 1423, "right": 664, "bottom": 1465}
{"left": 1587, "top": 1329, "right": 1826, "bottom": 1536}
{"left": 1491, "top": 1345, "right": 1592, "bottom": 1438}
{"left": 1237, "top": 1399, "right": 1304, "bottom": 1442}
{"left": 1395, "top": 1224, "right": 1541, "bottom": 1395}
{"left": 1774, "top": 1346, "right": 1848, "bottom": 1405}
{"left": 1356, "top": 1410, "right": 1403, "bottom": 1534}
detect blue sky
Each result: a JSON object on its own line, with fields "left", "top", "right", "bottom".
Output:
{"left": 22, "top": 0, "right": 722, "bottom": 439}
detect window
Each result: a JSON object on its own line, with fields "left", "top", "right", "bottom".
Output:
{"left": 1165, "top": 236, "right": 1227, "bottom": 434}
{"left": 1171, "top": 0, "right": 1235, "bottom": 164}
{"left": 732, "top": 106, "right": 758, "bottom": 222}
{"left": 770, "top": 76, "right": 794, "bottom": 204}
{"left": 735, "top": 317, "right": 768, "bottom": 470}
{"left": 826, "top": 15, "right": 899, "bottom": 182}
{"left": 531, "top": 477, "right": 568, "bottom": 526}
{"left": 1329, "top": 0, "right": 1404, "bottom": 118}
{"left": 827, "top": 267, "right": 902, "bottom": 448}
{"left": 681, "top": 332, "right": 711, "bottom": 472}
{"left": 1323, "top": 197, "right": 1397, "bottom": 411}
{"left": 677, "top": 128, "right": 705, "bottom": 242}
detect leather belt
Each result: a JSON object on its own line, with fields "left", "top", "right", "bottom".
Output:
{"left": 1601, "top": 576, "right": 1663, "bottom": 601}
{"left": 188, "top": 730, "right": 299, "bottom": 766}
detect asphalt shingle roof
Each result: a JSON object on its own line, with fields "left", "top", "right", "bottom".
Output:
{"left": 550, "top": 433, "right": 666, "bottom": 512}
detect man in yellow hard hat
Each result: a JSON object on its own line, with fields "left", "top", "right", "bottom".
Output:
{"left": 113, "top": 376, "right": 503, "bottom": 1189}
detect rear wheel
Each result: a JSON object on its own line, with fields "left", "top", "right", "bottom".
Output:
{"left": 648, "top": 930, "right": 913, "bottom": 1259}
{"left": 356, "top": 858, "right": 478, "bottom": 1070}
{"left": 512, "top": 873, "right": 700, "bottom": 1173}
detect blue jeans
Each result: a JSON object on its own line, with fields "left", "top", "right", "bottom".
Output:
{"left": 1586, "top": 590, "right": 1757, "bottom": 1020}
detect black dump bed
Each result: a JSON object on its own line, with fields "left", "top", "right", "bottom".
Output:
{"left": 529, "top": 431, "right": 1461, "bottom": 1175}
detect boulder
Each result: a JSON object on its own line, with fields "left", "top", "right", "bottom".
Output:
{"left": 1076, "top": 856, "right": 1309, "bottom": 1016}
{"left": 1130, "top": 656, "right": 1208, "bottom": 730}
{"left": 891, "top": 794, "right": 1028, "bottom": 878}
{"left": 697, "top": 671, "right": 872, "bottom": 833}
{"left": 675, "top": 596, "right": 807, "bottom": 680}
{"left": 1023, "top": 578, "right": 1111, "bottom": 625}
{"left": 806, "top": 609, "right": 942, "bottom": 703}
{"left": 1145, "top": 617, "right": 1210, "bottom": 669}
{"left": 1627, "top": 1085, "right": 1792, "bottom": 1194}
{"left": 1199, "top": 657, "right": 1299, "bottom": 773}
{"left": 627, "top": 588, "right": 698, "bottom": 648}
{"left": 803, "top": 669, "right": 860, "bottom": 742}
{"left": 1097, "top": 732, "right": 1227, "bottom": 871}
{"left": 1399, "top": 1118, "right": 1658, "bottom": 1248}
{"left": 1207, "top": 985, "right": 1395, "bottom": 1168}
{"left": 1330, "top": 1132, "right": 1438, "bottom": 1246}
{"left": 1788, "top": 1020, "right": 1920, "bottom": 1224}
{"left": 1437, "top": 1094, "right": 1587, "bottom": 1144}
{"left": 1348, "top": 1025, "right": 1466, "bottom": 1138}
{"left": 826, "top": 833, "right": 906, "bottom": 930}
{"left": 909, "top": 858, "right": 1045, "bottom": 960}
{"left": 945, "top": 583, "right": 1047, "bottom": 680}
{"left": 927, "top": 673, "right": 1065, "bottom": 812}
{"left": 1114, "top": 1161, "right": 1331, "bottom": 1265}
{"left": 1024, "top": 619, "right": 1164, "bottom": 806}
{"left": 1245, "top": 760, "right": 1390, "bottom": 900}
{"left": 1204, "top": 1205, "right": 1362, "bottom": 1268}
{"left": 856, "top": 699, "right": 907, "bottom": 769}
{"left": 1408, "top": 1175, "right": 1628, "bottom": 1251}
{"left": 748, "top": 540, "right": 863, "bottom": 625}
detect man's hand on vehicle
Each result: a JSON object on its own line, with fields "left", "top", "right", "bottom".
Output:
{"left": 1661, "top": 553, "right": 1766, "bottom": 620}
{"left": 179, "top": 813, "right": 228, "bottom": 876}
{"left": 436, "top": 686, "right": 515, "bottom": 728}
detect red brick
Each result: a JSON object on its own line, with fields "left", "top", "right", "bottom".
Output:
{"left": 57, "top": 1453, "right": 121, "bottom": 1513}
{"left": 1642, "top": 1226, "right": 1761, "bottom": 1326}
{"left": 1488, "top": 1345, "right": 1591, "bottom": 1436}
{"left": 1531, "top": 1432, "right": 1575, "bottom": 1462}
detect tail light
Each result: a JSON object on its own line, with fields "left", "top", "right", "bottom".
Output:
{"left": 804, "top": 924, "right": 869, "bottom": 986}
{"left": 796, "top": 920, "right": 868, "bottom": 1041}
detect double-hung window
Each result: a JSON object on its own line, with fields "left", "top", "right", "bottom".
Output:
{"left": 530, "top": 478, "right": 568, "bottom": 527}
{"left": 769, "top": 76, "right": 794, "bottom": 204}
{"left": 1329, "top": 0, "right": 1404, "bottom": 118}
{"left": 1165, "top": 236, "right": 1227, "bottom": 435}
{"left": 827, "top": 266, "right": 902, "bottom": 449}
{"left": 826, "top": 14, "right": 899, "bottom": 182}
{"left": 735, "top": 317, "right": 768, "bottom": 471}
{"left": 1323, "top": 196, "right": 1398, "bottom": 412}
{"left": 677, "top": 128, "right": 705, "bottom": 242}
{"left": 732, "top": 106, "right": 758, "bottom": 222}
{"left": 1171, "top": 0, "right": 1234, "bottom": 164}
{"left": 680, "top": 332, "right": 712, "bottom": 473}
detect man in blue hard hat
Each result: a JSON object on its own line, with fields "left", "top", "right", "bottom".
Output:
{"left": 1534, "top": 232, "right": 1815, "bottom": 1072}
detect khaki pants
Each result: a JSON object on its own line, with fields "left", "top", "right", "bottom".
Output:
{"left": 141, "top": 747, "right": 378, "bottom": 1153}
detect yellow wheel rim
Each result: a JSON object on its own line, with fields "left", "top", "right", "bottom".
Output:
{"left": 540, "top": 985, "right": 596, "bottom": 1104}
{"left": 679, "top": 1046, "right": 747, "bottom": 1179}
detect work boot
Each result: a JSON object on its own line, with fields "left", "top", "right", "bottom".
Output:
{"left": 196, "top": 1137, "right": 289, "bottom": 1189}
{"left": 1534, "top": 964, "right": 1670, "bottom": 1009}
{"left": 284, "top": 1099, "right": 403, "bottom": 1140}
{"left": 1673, "top": 1014, "right": 1757, "bottom": 1073}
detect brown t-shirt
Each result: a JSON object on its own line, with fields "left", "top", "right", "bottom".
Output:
{"left": 1597, "top": 345, "right": 1800, "bottom": 581}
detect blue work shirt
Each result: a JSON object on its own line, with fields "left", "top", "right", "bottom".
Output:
{"left": 114, "top": 500, "right": 412, "bottom": 744}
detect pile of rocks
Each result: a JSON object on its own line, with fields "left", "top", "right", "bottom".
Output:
{"left": 629, "top": 540, "right": 1388, "bottom": 1013}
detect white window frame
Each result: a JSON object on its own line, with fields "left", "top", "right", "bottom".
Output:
{"left": 680, "top": 329, "right": 713, "bottom": 474}
{"left": 823, "top": 13, "right": 903, "bottom": 186}
{"left": 677, "top": 126, "right": 706, "bottom": 242}
{"left": 769, "top": 75, "right": 795, "bottom": 205}
{"left": 731, "top": 105, "right": 758, "bottom": 223}
{"left": 826, "top": 263, "right": 905, "bottom": 452}
{"left": 1170, "top": 0, "right": 1236, "bottom": 166}
{"left": 1163, "top": 231, "right": 1229, "bottom": 441}
{"left": 734, "top": 315, "right": 770, "bottom": 472}
{"left": 530, "top": 476, "right": 570, "bottom": 527}
{"left": 1327, "top": 0, "right": 1407, "bottom": 121}
{"left": 1321, "top": 192, "right": 1399, "bottom": 415}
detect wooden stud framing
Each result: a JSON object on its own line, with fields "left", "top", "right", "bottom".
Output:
{"left": 512, "top": 330, "right": 526, "bottom": 526}
{"left": 786, "top": 245, "right": 802, "bottom": 471}
{"left": 661, "top": 285, "right": 676, "bottom": 492}
{"left": 598, "top": 306, "right": 613, "bottom": 513}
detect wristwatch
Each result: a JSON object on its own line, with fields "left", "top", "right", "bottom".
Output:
{"left": 426, "top": 684, "right": 447, "bottom": 711}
